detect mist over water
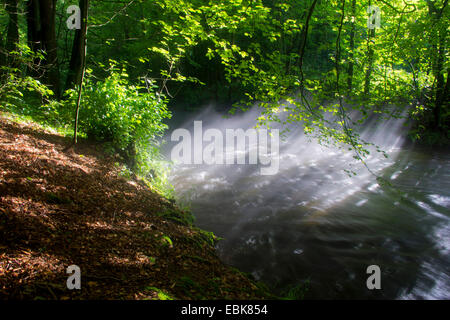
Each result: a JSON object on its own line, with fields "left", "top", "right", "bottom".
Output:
{"left": 163, "top": 105, "right": 450, "bottom": 299}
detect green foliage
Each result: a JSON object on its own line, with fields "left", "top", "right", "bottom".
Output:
{"left": 176, "top": 276, "right": 204, "bottom": 298}
{"left": 139, "top": 156, "right": 175, "bottom": 199}
{"left": 160, "top": 235, "right": 174, "bottom": 248}
{"left": 280, "top": 280, "right": 310, "bottom": 300}
{"left": 0, "top": 44, "right": 53, "bottom": 111}
{"left": 195, "top": 229, "right": 220, "bottom": 246}
{"left": 3, "top": 0, "right": 449, "bottom": 160}
{"left": 64, "top": 65, "right": 172, "bottom": 180}
{"left": 144, "top": 286, "right": 174, "bottom": 300}
{"left": 159, "top": 207, "right": 195, "bottom": 226}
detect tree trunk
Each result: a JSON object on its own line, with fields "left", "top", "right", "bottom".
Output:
{"left": 5, "top": 0, "right": 20, "bottom": 54}
{"left": 0, "top": 29, "right": 4, "bottom": 70}
{"left": 427, "top": 0, "right": 448, "bottom": 131}
{"left": 38, "top": 0, "right": 61, "bottom": 98}
{"left": 65, "top": 0, "right": 89, "bottom": 92}
{"left": 433, "top": 29, "right": 446, "bottom": 130}
{"left": 1, "top": 0, "right": 19, "bottom": 73}
{"left": 298, "top": 0, "right": 318, "bottom": 77}
{"left": 72, "top": 0, "right": 89, "bottom": 145}
{"left": 26, "top": 0, "right": 41, "bottom": 53}
{"left": 0, "top": 0, "right": 17, "bottom": 91}
{"left": 363, "top": 28, "right": 375, "bottom": 96}
{"left": 26, "top": 0, "right": 42, "bottom": 78}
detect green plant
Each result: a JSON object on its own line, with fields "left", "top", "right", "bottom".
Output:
{"left": 0, "top": 44, "right": 54, "bottom": 114}
{"left": 64, "top": 65, "right": 172, "bottom": 185}
{"left": 66, "top": 66, "right": 170, "bottom": 155}
{"left": 159, "top": 207, "right": 195, "bottom": 226}
{"left": 195, "top": 229, "right": 221, "bottom": 246}
{"left": 280, "top": 280, "right": 310, "bottom": 300}
{"left": 145, "top": 286, "right": 174, "bottom": 300}
{"left": 160, "top": 235, "right": 173, "bottom": 248}
{"left": 176, "top": 276, "right": 204, "bottom": 298}
{"left": 139, "top": 157, "right": 175, "bottom": 199}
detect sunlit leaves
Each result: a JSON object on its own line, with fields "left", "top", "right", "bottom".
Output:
{"left": 64, "top": 65, "right": 171, "bottom": 177}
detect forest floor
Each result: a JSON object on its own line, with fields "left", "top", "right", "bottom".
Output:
{"left": 0, "top": 113, "right": 271, "bottom": 300}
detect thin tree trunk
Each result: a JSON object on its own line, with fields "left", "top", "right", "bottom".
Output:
{"left": 298, "top": 0, "right": 318, "bottom": 83}
{"left": 0, "top": 29, "right": 4, "bottom": 71}
{"left": 26, "top": 0, "right": 42, "bottom": 77}
{"left": 295, "top": 0, "right": 319, "bottom": 116}
{"left": 364, "top": 27, "right": 375, "bottom": 96}
{"left": 434, "top": 29, "right": 446, "bottom": 130}
{"left": 73, "top": 0, "right": 89, "bottom": 145}
{"left": 363, "top": 0, "right": 377, "bottom": 96}
{"left": 347, "top": 0, "right": 356, "bottom": 94}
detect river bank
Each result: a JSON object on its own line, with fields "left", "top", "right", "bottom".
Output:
{"left": 0, "top": 113, "right": 272, "bottom": 300}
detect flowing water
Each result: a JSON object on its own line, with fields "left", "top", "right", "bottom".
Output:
{"left": 163, "top": 106, "right": 450, "bottom": 299}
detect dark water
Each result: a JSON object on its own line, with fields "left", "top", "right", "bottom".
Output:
{"left": 163, "top": 107, "right": 450, "bottom": 299}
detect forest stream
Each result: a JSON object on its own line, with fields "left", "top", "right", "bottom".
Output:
{"left": 163, "top": 106, "right": 450, "bottom": 299}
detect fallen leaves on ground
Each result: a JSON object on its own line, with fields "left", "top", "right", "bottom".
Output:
{"left": 0, "top": 114, "right": 269, "bottom": 300}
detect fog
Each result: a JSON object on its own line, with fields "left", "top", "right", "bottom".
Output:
{"left": 162, "top": 105, "right": 450, "bottom": 299}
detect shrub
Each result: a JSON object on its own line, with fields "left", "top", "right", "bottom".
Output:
{"left": 64, "top": 67, "right": 172, "bottom": 186}
{"left": 0, "top": 44, "right": 53, "bottom": 113}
